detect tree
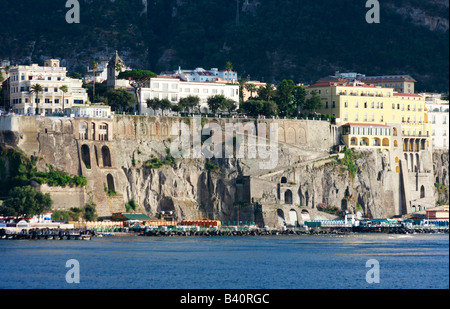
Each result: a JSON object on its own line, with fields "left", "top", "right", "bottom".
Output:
{"left": 59, "top": 85, "right": 69, "bottom": 114}
{"left": 118, "top": 70, "right": 157, "bottom": 114}
{"left": 238, "top": 77, "right": 247, "bottom": 104}
{"left": 84, "top": 203, "right": 97, "bottom": 221}
{"left": 0, "top": 186, "right": 53, "bottom": 218}
{"left": 275, "top": 80, "right": 296, "bottom": 117}
{"left": 242, "top": 99, "right": 278, "bottom": 117}
{"left": 245, "top": 83, "right": 257, "bottom": 99}
{"left": 261, "top": 100, "right": 279, "bottom": 117}
{"left": 257, "top": 83, "right": 276, "bottom": 102}
{"left": 146, "top": 97, "right": 172, "bottom": 115}
{"left": 30, "top": 84, "right": 44, "bottom": 115}
{"left": 91, "top": 61, "right": 98, "bottom": 102}
{"left": 293, "top": 85, "right": 307, "bottom": 115}
{"left": 241, "top": 99, "right": 263, "bottom": 117}
{"left": 179, "top": 95, "right": 200, "bottom": 113}
{"left": 207, "top": 95, "right": 227, "bottom": 114}
{"left": 225, "top": 61, "right": 233, "bottom": 81}
{"left": 105, "top": 88, "right": 135, "bottom": 112}
{"left": 224, "top": 98, "right": 238, "bottom": 115}
{"left": 305, "top": 90, "right": 322, "bottom": 113}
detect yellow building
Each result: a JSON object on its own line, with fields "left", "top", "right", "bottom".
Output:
{"left": 360, "top": 75, "right": 416, "bottom": 94}
{"left": 306, "top": 80, "right": 432, "bottom": 175}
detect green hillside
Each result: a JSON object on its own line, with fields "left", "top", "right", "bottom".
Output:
{"left": 0, "top": 0, "right": 448, "bottom": 92}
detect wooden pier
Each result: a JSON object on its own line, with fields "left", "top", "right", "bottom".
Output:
{"left": 0, "top": 228, "right": 93, "bottom": 240}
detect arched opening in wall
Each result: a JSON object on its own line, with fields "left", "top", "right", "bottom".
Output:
{"left": 81, "top": 145, "right": 91, "bottom": 169}
{"left": 415, "top": 139, "right": 420, "bottom": 152}
{"left": 99, "top": 123, "right": 109, "bottom": 141}
{"left": 284, "top": 190, "right": 293, "bottom": 204}
{"left": 79, "top": 122, "right": 88, "bottom": 140}
{"left": 305, "top": 191, "right": 309, "bottom": 207}
{"left": 415, "top": 153, "right": 420, "bottom": 172}
{"left": 286, "top": 128, "right": 296, "bottom": 144}
{"left": 403, "top": 139, "right": 407, "bottom": 151}
{"left": 396, "top": 166, "right": 400, "bottom": 173}
{"left": 106, "top": 174, "right": 115, "bottom": 193}
{"left": 393, "top": 127, "right": 398, "bottom": 136}
{"left": 394, "top": 140, "right": 398, "bottom": 147}
{"left": 417, "top": 205, "right": 422, "bottom": 211}
{"left": 360, "top": 137, "right": 369, "bottom": 146}
{"left": 281, "top": 177, "right": 287, "bottom": 184}
{"left": 421, "top": 139, "right": 426, "bottom": 150}
{"left": 277, "top": 209, "right": 285, "bottom": 226}
{"left": 351, "top": 137, "right": 358, "bottom": 146}
{"left": 278, "top": 127, "right": 285, "bottom": 143}
{"left": 410, "top": 153, "right": 414, "bottom": 171}
{"left": 412, "top": 206, "right": 416, "bottom": 213}
{"left": 372, "top": 137, "right": 381, "bottom": 147}
{"left": 289, "top": 209, "right": 298, "bottom": 227}
{"left": 102, "top": 146, "right": 112, "bottom": 167}
{"left": 382, "top": 138, "right": 389, "bottom": 147}
{"left": 91, "top": 122, "right": 96, "bottom": 141}
{"left": 94, "top": 145, "right": 99, "bottom": 167}
{"left": 395, "top": 157, "right": 399, "bottom": 163}
{"left": 420, "top": 185, "right": 425, "bottom": 198}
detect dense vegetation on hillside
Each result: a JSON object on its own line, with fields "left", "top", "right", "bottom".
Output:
{"left": 0, "top": 0, "right": 448, "bottom": 92}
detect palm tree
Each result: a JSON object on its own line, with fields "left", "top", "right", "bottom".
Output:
{"left": 91, "top": 61, "right": 98, "bottom": 103}
{"left": 225, "top": 61, "right": 233, "bottom": 82}
{"left": 31, "top": 84, "right": 44, "bottom": 115}
{"left": 59, "top": 85, "right": 69, "bottom": 115}
{"left": 245, "top": 83, "right": 257, "bottom": 99}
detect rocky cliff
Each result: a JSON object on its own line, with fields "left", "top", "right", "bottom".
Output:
{"left": 1, "top": 115, "right": 444, "bottom": 227}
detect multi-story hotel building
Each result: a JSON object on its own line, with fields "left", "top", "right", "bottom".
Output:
{"left": 334, "top": 72, "right": 417, "bottom": 94}
{"left": 306, "top": 78, "right": 435, "bottom": 214}
{"left": 139, "top": 76, "right": 240, "bottom": 114}
{"left": 8, "top": 59, "right": 88, "bottom": 115}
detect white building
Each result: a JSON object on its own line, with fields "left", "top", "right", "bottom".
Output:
{"left": 69, "top": 104, "right": 112, "bottom": 118}
{"left": 426, "top": 101, "right": 449, "bottom": 149}
{"left": 8, "top": 59, "right": 88, "bottom": 115}
{"left": 160, "top": 67, "right": 238, "bottom": 83}
{"left": 139, "top": 76, "right": 240, "bottom": 114}
{"left": 85, "top": 60, "right": 109, "bottom": 83}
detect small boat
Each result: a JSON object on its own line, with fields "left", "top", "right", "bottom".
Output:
{"left": 81, "top": 235, "right": 92, "bottom": 240}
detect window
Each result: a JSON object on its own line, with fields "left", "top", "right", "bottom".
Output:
{"left": 332, "top": 101, "right": 336, "bottom": 108}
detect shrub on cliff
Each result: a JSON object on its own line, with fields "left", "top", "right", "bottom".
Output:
{"left": 0, "top": 186, "right": 52, "bottom": 218}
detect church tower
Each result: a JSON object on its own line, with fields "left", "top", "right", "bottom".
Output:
{"left": 107, "top": 51, "right": 127, "bottom": 89}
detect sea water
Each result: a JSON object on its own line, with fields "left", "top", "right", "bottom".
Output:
{"left": 0, "top": 233, "right": 448, "bottom": 289}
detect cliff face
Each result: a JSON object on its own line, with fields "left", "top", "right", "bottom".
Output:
{"left": 1, "top": 115, "right": 441, "bottom": 226}
{"left": 433, "top": 150, "right": 449, "bottom": 204}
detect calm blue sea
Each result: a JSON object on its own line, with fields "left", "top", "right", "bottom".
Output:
{"left": 0, "top": 233, "right": 448, "bottom": 289}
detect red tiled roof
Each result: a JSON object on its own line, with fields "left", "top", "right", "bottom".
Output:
{"left": 342, "top": 122, "right": 390, "bottom": 127}
{"left": 361, "top": 75, "right": 417, "bottom": 83}
{"left": 393, "top": 93, "right": 422, "bottom": 98}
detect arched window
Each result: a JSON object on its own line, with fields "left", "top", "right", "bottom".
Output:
{"left": 102, "top": 146, "right": 112, "bottom": 167}
{"left": 420, "top": 185, "right": 425, "bottom": 199}
{"left": 81, "top": 145, "right": 91, "bottom": 169}
{"left": 285, "top": 190, "right": 293, "bottom": 204}
{"left": 107, "top": 174, "right": 115, "bottom": 193}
